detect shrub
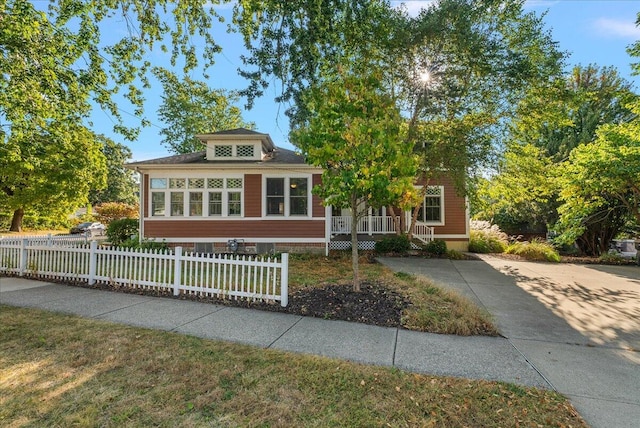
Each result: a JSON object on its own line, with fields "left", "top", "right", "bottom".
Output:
{"left": 469, "top": 230, "right": 508, "bottom": 253}
{"left": 446, "top": 249, "right": 466, "bottom": 260}
{"left": 425, "top": 239, "right": 447, "bottom": 256}
{"left": 375, "top": 235, "right": 411, "bottom": 254}
{"left": 106, "top": 218, "right": 139, "bottom": 246}
{"left": 95, "top": 202, "right": 139, "bottom": 224}
{"left": 598, "top": 252, "right": 629, "bottom": 265}
{"left": 505, "top": 240, "right": 560, "bottom": 262}
{"left": 468, "top": 221, "right": 509, "bottom": 254}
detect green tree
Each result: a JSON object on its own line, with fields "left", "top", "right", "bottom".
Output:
{"left": 476, "top": 144, "right": 558, "bottom": 234}
{"left": 233, "top": 0, "right": 398, "bottom": 126}
{"left": 555, "top": 101, "right": 640, "bottom": 255}
{"left": 395, "top": 0, "right": 564, "bottom": 234}
{"left": 479, "top": 65, "right": 637, "bottom": 252}
{"left": 0, "top": 123, "right": 106, "bottom": 231}
{"left": 291, "top": 72, "right": 417, "bottom": 291}
{"left": 235, "top": 0, "right": 565, "bottom": 240}
{"left": 1, "top": 0, "right": 225, "bottom": 231}
{"left": 89, "top": 136, "right": 138, "bottom": 206}
{"left": 515, "top": 65, "right": 635, "bottom": 161}
{"left": 154, "top": 68, "right": 253, "bottom": 154}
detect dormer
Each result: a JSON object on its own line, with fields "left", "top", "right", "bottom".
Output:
{"left": 197, "top": 128, "right": 276, "bottom": 161}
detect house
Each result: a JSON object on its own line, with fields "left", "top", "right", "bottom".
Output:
{"left": 127, "top": 128, "right": 469, "bottom": 254}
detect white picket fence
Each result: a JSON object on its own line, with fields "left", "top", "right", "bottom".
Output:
{"left": 0, "top": 239, "right": 289, "bottom": 306}
{"left": 0, "top": 233, "right": 90, "bottom": 246}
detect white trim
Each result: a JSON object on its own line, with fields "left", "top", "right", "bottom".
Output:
{"left": 142, "top": 217, "right": 326, "bottom": 222}
{"left": 420, "top": 185, "right": 445, "bottom": 226}
{"left": 465, "top": 196, "right": 470, "bottom": 236}
{"left": 133, "top": 164, "right": 321, "bottom": 173}
{"left": 149, "top": 237, "right": 327, "bottom": 244}
{"left": 138, "top": 172, "right": 144, "bottom": 243}
{"left": 433, "top": 234, "right": 470, "bottom": 239}
{"left": 207, "top": 141, "right": 262, "bottom": 161}
{"left": 147, "top": 174, "right": 245, "bottom": 218}
{"left": 262, "top": 174, "right": 313, "bottom": 218}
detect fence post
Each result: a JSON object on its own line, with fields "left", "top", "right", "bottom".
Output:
{"left": 173, "top": 246, "right": 182, "bottom": 296}
{"left": 280, "top": 253, "right": 289, "bottom": 307}
{"left": 88, "top": 240, "right": 98, "bottom": 285}
{"left": 19, "top": 238, "right": 28, "bottom": 276}
{"left": 47, "top": 233, "right": 53, "bottom": 246}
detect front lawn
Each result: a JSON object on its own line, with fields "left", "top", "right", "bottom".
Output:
{"left": 0, "top": 306, "right": 586, "bottom": 427}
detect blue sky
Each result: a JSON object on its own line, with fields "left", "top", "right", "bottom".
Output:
{"left": 90, "top": 1, "right": 640, "bottom": 161}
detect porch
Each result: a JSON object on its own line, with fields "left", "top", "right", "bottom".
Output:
{"left": 329, "top": 214, "right": 434, "bottom": 247}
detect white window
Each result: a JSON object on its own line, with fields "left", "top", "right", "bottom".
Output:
{"left": 170, "top": 192, "right": 184, "bottom": 216}
{"left": 417, "top": 186, "right": 444, "bottom": 225}
{"left": 189, "top": 192, "right": 203, "bottom": 216}
{"left": 237, "top": 145, "right": 254, "bottom": 157}
{"left": 265, "top": 177, "right": 309, "bottom": 217}
{"left": 169, "top": 178, "right": 185, "bottom": 189}
{"left": 149, "top": 176, "right": 243, "bottom": 218}
{"left": 150, "top": 178, "right": 167, "bottom": 189}
{"left": 208, "top": 192, "right": 222, "bottom": 216}
{"left": 151, "top": 192, "right": 165, "bottom": 216}
{"left": 214, "top": 145, "right": 232, "bottom": 157}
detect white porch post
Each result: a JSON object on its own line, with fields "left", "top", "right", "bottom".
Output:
{"left": 325, "top": 205, "right": 331, "bottom": 256}
{"left": 404, "top": 210, "right": 411, "bottom": 234}
{"left": 367, "top": 207, "right": 372, "bottom": 236}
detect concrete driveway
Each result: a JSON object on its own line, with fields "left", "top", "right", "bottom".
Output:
{"left": 378, "top": 255, "right": 640, "bottom": 428}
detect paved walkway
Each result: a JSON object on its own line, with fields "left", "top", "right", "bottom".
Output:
{"left": 2, "top": 256, "right": 639, "bottom": 427}
{"left": 378, "top": 255, "right": 640, "bottom": 428}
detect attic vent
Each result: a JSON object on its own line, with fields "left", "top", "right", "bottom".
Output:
{"left": 237, "top": 145, "right": 254, "bottom": 157}
{"left": 214, "top": 145, "right": 232, "bottom": 157}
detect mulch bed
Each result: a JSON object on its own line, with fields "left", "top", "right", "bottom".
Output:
{"left": 193, "top": 281, "right": 411, "bottom": 328}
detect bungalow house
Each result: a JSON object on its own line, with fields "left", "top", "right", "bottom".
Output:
{"left": 127, "top": 128, "right": 469, "bottom": 254}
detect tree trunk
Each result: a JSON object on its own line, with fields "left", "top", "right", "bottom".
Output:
{"left": 387, "top": 206, "right": 402, "bottom": 235}
{"left": 10, "top": 208, "right": 24, "bottom": 232}
{"left": 407, "top": 181, "right": 429, "bottom": 240}
{"left": 351, "top": 195, "right": 360, "bottom": 292}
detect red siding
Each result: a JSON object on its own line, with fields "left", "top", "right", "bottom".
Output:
{"left": 430, "top": 175, "right": 466, "bottom": 236}
{"left": 244, "top": 174, "right": 261, "bottom": 217}
{"left": 312, "top": 174, "right": 324, "bottom": 218}
{"left": 435, "top": 175, "right": 467, "bottom": 236}
{"left": 144, "top": 219, "right": 325, "bottom": 239}
{"left": 142, "top": 174, "right": 149, "bottom": 218}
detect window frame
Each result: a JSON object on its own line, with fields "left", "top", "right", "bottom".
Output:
{"left": 147, "top": 175, "right": 244, "bottom": 218}
{"left": 263, "top": 175, "right": 311, "bottom": 218}
{"left": 417, "top": 185, "right": 445, "bottom": 226}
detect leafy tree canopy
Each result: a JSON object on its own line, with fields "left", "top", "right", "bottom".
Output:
{"left": 89, "top": 136, "right": 138, "bottom": 206}
{"left": 154, "top": 68, "right": 253, "bottom": 154}
{"left": 0, "top": 122, "right": 107, "bottom": 231}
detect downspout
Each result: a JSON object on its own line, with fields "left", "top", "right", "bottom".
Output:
{"left": 137, "top": 168, "right": 143, "bottom": 244}
{"left": 325, "top": 205, "right": 331, "bottom": 256}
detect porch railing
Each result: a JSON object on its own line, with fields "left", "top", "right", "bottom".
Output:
{"left": 331, "top": 216, "right": 398, "bottom": 235}
{"left": 412, "top": 222, "right": 434, "bottom": 244}
{"left": 330, "top": 215, "right": 434, "bottom": 243}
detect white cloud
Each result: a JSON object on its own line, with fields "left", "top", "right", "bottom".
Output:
{"left": 594, "top": 17, "right": 640, "bottom": 39}
{"left": 390, "top": 1, "right": 436, "bottom": 17}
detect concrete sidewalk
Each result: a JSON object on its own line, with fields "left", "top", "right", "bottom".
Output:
{"left": 0, "top": 276, "right": 548, "bottom": 391}
{"left": 378, "top": 256, "right": 640, "bottom": 428}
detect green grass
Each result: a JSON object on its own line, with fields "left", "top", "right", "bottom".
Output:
{"left": 0, "top": 305, "right": 587, "bottom": 427}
